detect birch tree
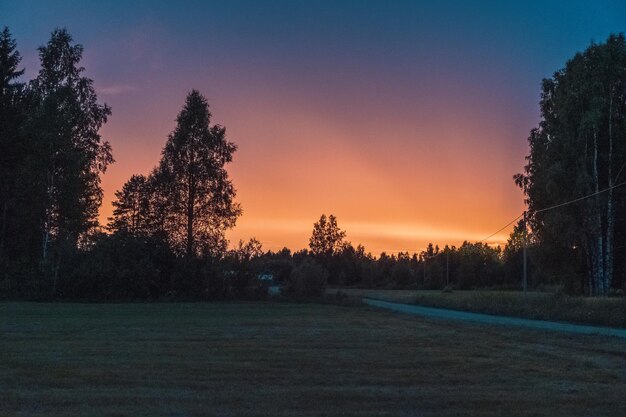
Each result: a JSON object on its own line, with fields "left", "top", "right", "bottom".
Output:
{"left": 27, "top": 29, "right": 113, "bottom": 293}
{"left": 515, "top": 34, "right": 626, "bottom": 296}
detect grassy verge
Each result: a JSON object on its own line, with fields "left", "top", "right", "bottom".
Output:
{"left": 2, "top": 302, "right": 626, "bottom": 416}
{"left": 332, "top": 289, "right": 626, "bottom": 328}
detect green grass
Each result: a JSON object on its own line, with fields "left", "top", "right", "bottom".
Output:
{"left": 331, "top": 289, "right": 626, "bottom": 328}
{"left": 1, "top": 302, "right": 626, "bottom": 416}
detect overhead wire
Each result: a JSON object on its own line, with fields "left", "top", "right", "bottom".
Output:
{"left": 423, "top": 179, "right": 626, "bottom": 256}
{"left": 479, "top": 213, "right": 524, "bottom": 244}
{"left": 534, "top": 181, "right": 626, "bottom": 214}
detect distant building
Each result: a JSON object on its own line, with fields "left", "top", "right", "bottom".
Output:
{"left": 257, "top": 272, "right": 283, "bottom": 296}
{"left": 258, "top": 273, "right": 274, "bottom": 282}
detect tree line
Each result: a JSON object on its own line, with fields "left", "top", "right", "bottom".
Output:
{"left": 515, "top": 34, "right": 626, "bottom": 296}
{"left": 1, "top": 27, "right": 625, "bottom": 300}
{"left": 1, "top": 28, "right": 114, "bottom": 298}
{"left": 0, "top": 27, "right": 243, "bottom": 299}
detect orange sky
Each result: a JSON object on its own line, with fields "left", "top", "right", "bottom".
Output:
{"left": 98, "top": 80, "right": 528, "bottom": 255}
{"left": 8, "top": 0, "right": 624, "bottom": 256}
{"left": 10, "top": 1, "right": 622, "bottom": 256}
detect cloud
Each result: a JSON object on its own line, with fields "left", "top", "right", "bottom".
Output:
{"left": 98, "top": 84, "right": 136, "bottom": 96}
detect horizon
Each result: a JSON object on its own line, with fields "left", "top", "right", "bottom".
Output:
{"left": 5, "top": 0, "right": 626, "bottom": 255}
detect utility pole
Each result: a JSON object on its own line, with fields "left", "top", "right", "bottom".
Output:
{"left": 523, "top": 211, "right": 528, "bottom": 294}
{"left": 446, "top": 251, "right": 449, "bottom": 287}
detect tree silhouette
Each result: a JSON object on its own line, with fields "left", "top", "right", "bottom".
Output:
{"left": 108, "top": 174, "right": 150, "bottom": 235}
{"left": 20, "top": 29, "right": 113, "bottom": 296}
{"left": 29, "top": 29, "right": 113, "bottom": 258}
{"left": 309, "top": 214, "right": 346, "bottom": 256}
{"left": 156, "top": 90, "right": 241, "bottom": 257}
{"left": 0, "top": 27, "right": 25, "bottom": 267}
{"left": 515, "top": 34, "right": 626, "bottom": 296}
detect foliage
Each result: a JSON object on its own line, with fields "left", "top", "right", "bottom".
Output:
{"left": 515, "top": 34, "right": 626, "bottom": 296}
{"left": 0, "top": 26, "right": 25, "bottom": 275}
{"left": 0, "top": 27, "right": 113, "bottom": 298}
{"left": 309, "top": 214, "right": 346, "bottom": 257}
{"left": 109, "top": 90, "right": 241, "bottom": 258}
{"left": 4, "top": 26, "right": 624, "bottom": 301}
{"left": 285, "top": 258, "right": 328, "bottom": 299}
{"left": 29, "top": 28, "right": 113, "bottom": 251}
{"left": 157, "top": 90, "right": 241, "bottom": 257}
{"left": 108, "top": 174, "right": 151, "bottom": 235}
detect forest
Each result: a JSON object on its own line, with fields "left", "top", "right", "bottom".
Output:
{"left": 1, "top": 27, "right": 625, "bottom": 301}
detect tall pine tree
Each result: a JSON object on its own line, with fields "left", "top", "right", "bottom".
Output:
{"left": 155, "top": 90, "right": 240, "bottom": 257}
{"left": 0, "top": 27, "right": 25, "bottom": 275}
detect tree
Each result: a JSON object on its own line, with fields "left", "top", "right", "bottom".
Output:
{"left": 225, "top": 238, "right": 264, "bottom": 298}
{"left": 515, "top": 34, "right": 626, "bottom": 296}
{"left": 502, "top": 220, "right": 527, "bottom": 287}
{"left": 309, "top": 214, "right": 346, "bottom": 256}
{"left": 456, "top": 242, "right": 502, "bottom": 289}
{"left": 26, "top": 28, "right": 113, "bottom": 294}
{"left": 230, "top": 238, "right": 264, "bottom": 263}
{"left": 108, "top": 174, "right": 150, "bottom": 235}
{"left": 158, "top": 90, "right": 241, "bottom": 257}
{"left": 0, "top": 27, "right": 25, "bottom": 267}
{"left": 286, "top": 258, "right": 328, "bottom": 299}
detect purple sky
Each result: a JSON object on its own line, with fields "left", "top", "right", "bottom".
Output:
{"left": 4, "top": 1, "right": 626, "bottom": 253}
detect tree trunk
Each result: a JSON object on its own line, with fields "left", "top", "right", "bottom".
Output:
{"left": 52, "top": 250, "right": 61, "bottom": 299}
{"left": 42, "top": 160, "right": 55, "bottom": 263}
{"left": 605, "top": 194, "right": 614, "bottom": 295}
{"left": 186, "top": 197, "right": 194, "bottom": 257}
{"left": 583, "top": 240, "right": 593, "bottom": 295}
{"left": 0, "top": 200, "right": 7, "bottom": 263}
{"left": 42, "top": 226, "right": 50, "bottom": 262}
{"left": 186, "top": 169, "right": 196, "bottom": 258}
{"left": 596, "top": 235, "right": 605, "bottom": 296}
{"left": 591, "top": 129, "right": 605, "bottom": 296}
{"left": 604, "top": 90, "right": 615, "bottom": 296}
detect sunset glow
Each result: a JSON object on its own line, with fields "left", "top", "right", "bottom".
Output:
{"left": 6, "top": 0, "right": 625, "bottom": 254}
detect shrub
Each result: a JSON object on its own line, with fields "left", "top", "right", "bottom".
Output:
{"left": 286, "top": 259, "right": 328, "bottom": 299}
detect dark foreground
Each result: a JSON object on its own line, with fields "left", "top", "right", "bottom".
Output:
{"left": 1, "top": 302, "right": 625, "bottom": 417}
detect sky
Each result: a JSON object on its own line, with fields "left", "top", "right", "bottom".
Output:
{"left": 3, "top": 1, "right": 626, "bottom": 254}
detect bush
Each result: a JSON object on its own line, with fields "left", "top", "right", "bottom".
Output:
{"left": 319, "top": 290, "right": 364, "bottom": 306}
{"left": 286, "top": 259, "right": 328, "bottom": 299}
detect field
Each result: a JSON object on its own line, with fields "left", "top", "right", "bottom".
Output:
{"left": 332, "top": 288, "right": 626, "bottom": 328}
{"left": 2, "top": 302, "right": 626, "bottom": 417}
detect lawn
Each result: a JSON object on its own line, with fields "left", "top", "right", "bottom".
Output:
{"left": 333, "top": 288, "right": 626, "bottom": 328}
{"left": 1, "top": 302, "right": 625, "bottom": 416}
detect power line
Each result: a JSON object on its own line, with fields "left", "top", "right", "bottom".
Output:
{"left": 614, "top": 161, "right": 626, "bottom": 183}
{"left": 419, "top": 175, "right": 626, "bottom": 291}
{"left": 420, "top": 179, "right": 626, "bottom": 256}
{"left": 479, "top": 213, "right": 524, "bottom": 243}
{"left": 534, "top": 180, "right": 626, "bottom": 214}
{"left": 481, "top": 180, "right": 626, "bottom": 242}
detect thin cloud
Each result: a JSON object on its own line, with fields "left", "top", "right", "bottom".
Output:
{"left": 98, "top": 84, "right": 136, "bottom": 96}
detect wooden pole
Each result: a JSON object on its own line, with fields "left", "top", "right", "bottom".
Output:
{"left": 446, "top": 251, "right": 449, "bottom": 287}
{"left": 523, "top": 211, "right": 528, "bottom": 294}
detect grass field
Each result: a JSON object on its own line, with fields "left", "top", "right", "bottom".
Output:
{"left": 2, "top": 302, "right": 626, "bottom": 416}
{"left": 333, "top": 288, "right": 626, "bottom": 328}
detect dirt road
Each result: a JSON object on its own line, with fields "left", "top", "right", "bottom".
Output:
{"left": 363, "top": 297, "right": 626, "bottom": 339}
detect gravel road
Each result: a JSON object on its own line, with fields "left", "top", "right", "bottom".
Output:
{"left": 363, "top": 297, "right": 626, "bottom": 339}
